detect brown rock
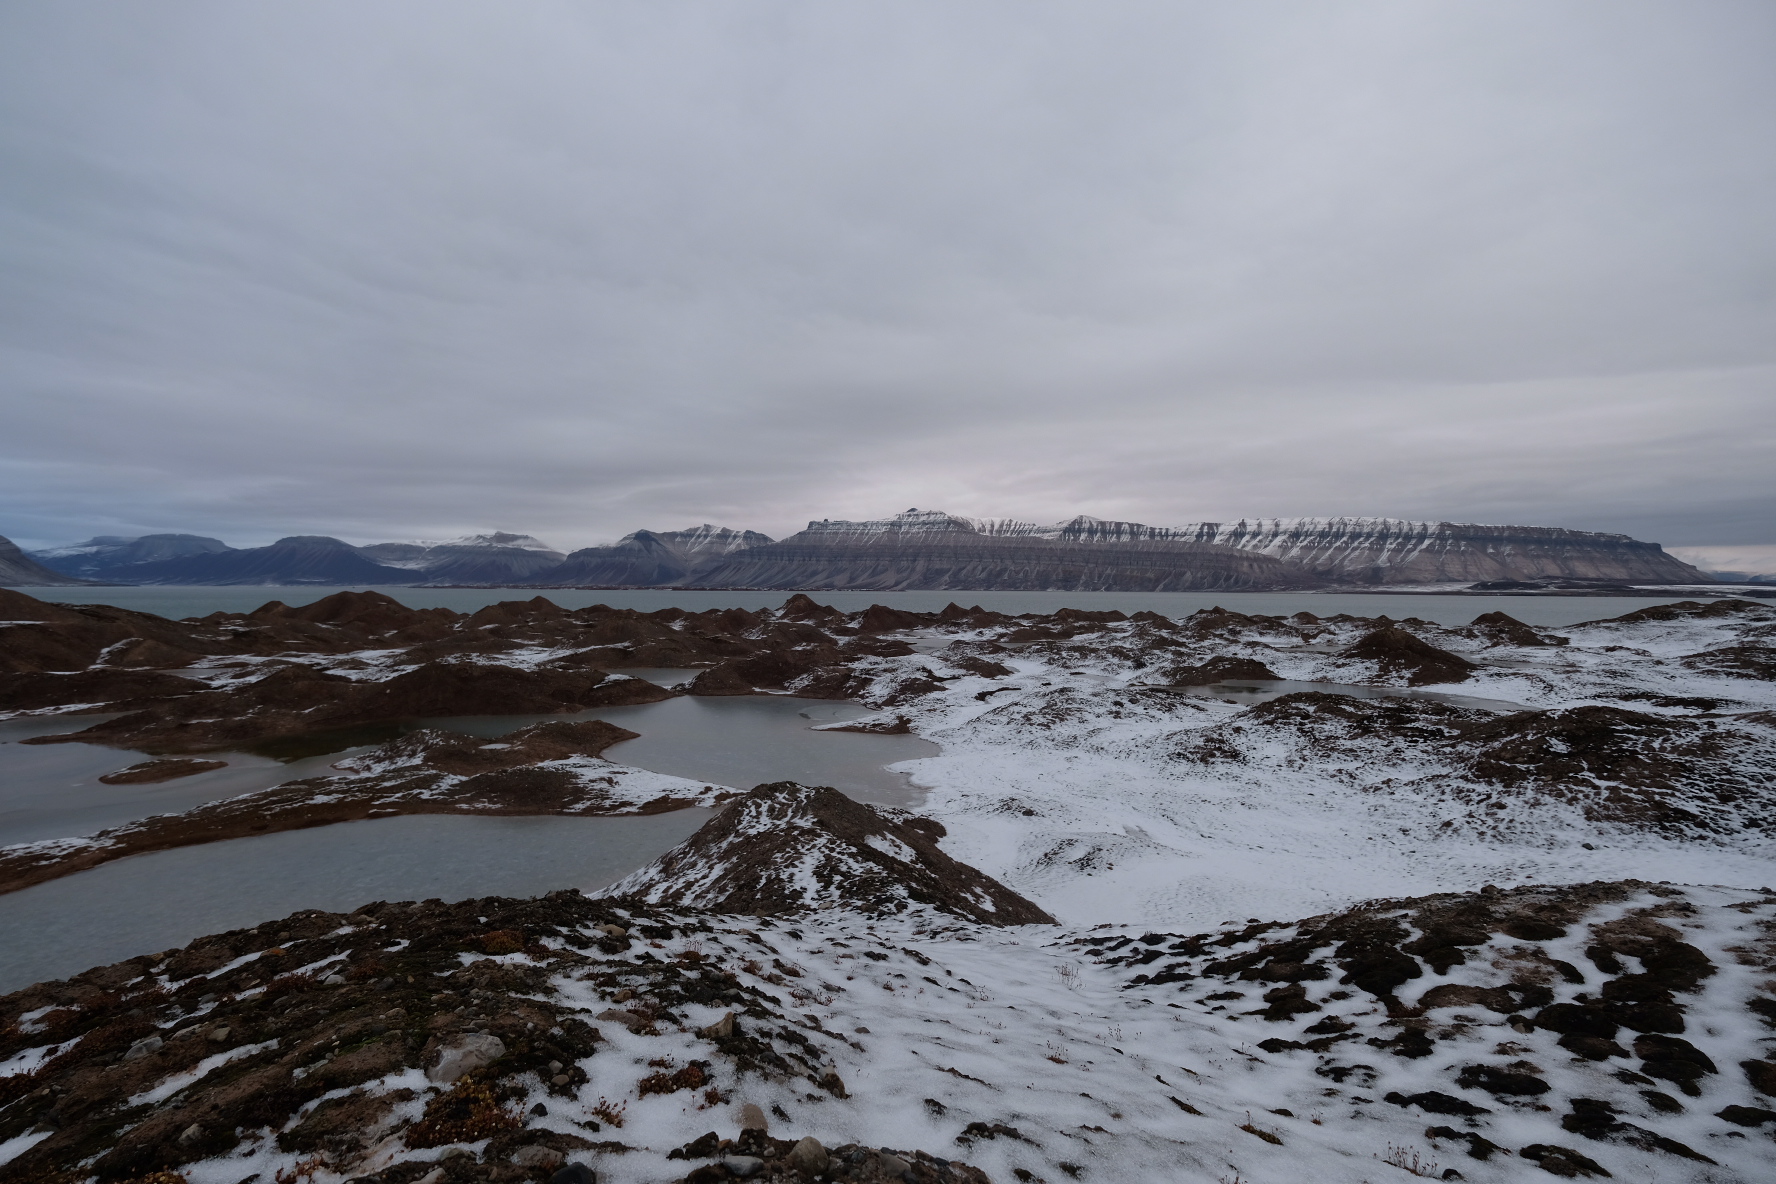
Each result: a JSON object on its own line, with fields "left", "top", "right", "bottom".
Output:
{"left": 1342, "top": 627, "right": 1476, "bottom": 685}
{"left": 98, "top": 758, "right": 228, "bottom": 785}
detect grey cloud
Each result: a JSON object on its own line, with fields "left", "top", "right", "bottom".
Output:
{"left": 1, "top": 1, "right": 1771, "bottom": 550}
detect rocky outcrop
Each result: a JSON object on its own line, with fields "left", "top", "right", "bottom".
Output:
{"left": 1085, "top": 879, "right": 1766, "bottom": 1169}
{"left": 0, "top": 535, "right": 95, "bottom": 586}
{"left": 602, "top": 782, "right": 1056, "bottom": 925}
{"left": 1341, "top": 626, "right": 1477, "bottom": 685}
{"left": 1162, "top": 656, "right": 1282, "bottom": 686}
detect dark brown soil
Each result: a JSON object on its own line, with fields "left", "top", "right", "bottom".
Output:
{"left": 97, "top": 759, "right": 228, "bottom": 785}
{"left": 21, "top": 663, "right": 676, "bottom": 755}
{"left": 614, "top": 782, "right": 1056, "bottom": 926}
{"left": 1341, "top": 626, "right": 1477, "bottom": 685}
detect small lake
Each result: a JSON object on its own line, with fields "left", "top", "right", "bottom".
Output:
{"left": 17, "top": 584, "right": 1702, "bottom": 628}
{"left": 422, "top": 695, "right": 938, "bottom": 809}
{"left": 0, "top": 690, "right": 937, "bottom": 989}
{"left": 0, "top": 689, "right": 938, "bottom": 847}
{"left": 0, "top": 811, "right": 708, "bottom": 994}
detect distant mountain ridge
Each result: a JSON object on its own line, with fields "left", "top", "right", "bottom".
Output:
{"left": 357, "top": 533, "right": 566, "bottom": 584}
{"left": 7, "top": 509, "right": 1712, "bottom": 588}
{"left": 0, "top": 537, "right": 97, "bottom": 587}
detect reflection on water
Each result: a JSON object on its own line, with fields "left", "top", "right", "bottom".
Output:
{"left": 424, "top": 694, "right": 940, "bottom": 809}
{"left": 0, "top": 811, "right": 709, "bottom": 993}
{"left": 0, "top": 689, "right": 938, "bottom": 989}
{"left": 1166, "top": 679, "right": 1527, "bottom": 713}
{"left": 0, "top": 715, "right": 385, "bottom": 847}
{"left": 1, "top": 686, "right": 940, "bottom": 848}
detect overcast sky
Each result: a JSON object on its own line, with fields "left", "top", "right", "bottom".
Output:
{"left": 2, "top": 1, "right": 1772, "bottom": 552}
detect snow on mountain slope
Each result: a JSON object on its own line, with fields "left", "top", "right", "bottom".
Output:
{"left": 713, "top": 509, "right": 1707, "bottom": 588}
{"left": 1171, "top": 517, "right": 1710, "bottom": 585}
{"left": 0, "top": 536, "right": 95, "bottom": 587}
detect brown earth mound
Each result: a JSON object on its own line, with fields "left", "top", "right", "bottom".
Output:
{"left": 1466, "top": 611, "right": 1568, "bottom": 647}
{"left": 97, "top": 758, "right": 227, "bottom": 785}
{"left": 22, "top": 663, "right": 676, "bottom": 754}
{"left": 1682, "top": 645, "right": 1776, "bottom": 680}
{"left": 1342, "top": 626, "right": 1477, "bottom": 685}
{"left": 605, "top": 782, "right": 1056, "bottom": 926}
{"left": 1164, "top": 655, "right": 1282, "bottom": 686}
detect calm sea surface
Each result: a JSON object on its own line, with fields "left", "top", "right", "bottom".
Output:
{"left": 18, "top": 584, "right": 1703, "bottom": 628}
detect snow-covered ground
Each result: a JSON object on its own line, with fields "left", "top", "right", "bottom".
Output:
{"left": 845, "top": 602, "right": 1776, "bottom": 932}
{"left": 113, "top": 881, "right": 1774, "bottom": 1184}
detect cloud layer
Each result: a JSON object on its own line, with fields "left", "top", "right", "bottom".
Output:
{"left": 2, "top": 1, "right": 1772, "bottom": 549}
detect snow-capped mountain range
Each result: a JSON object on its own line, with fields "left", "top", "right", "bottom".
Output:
{"left": 7, "top": 510, "right": 1712, "bottom": 587}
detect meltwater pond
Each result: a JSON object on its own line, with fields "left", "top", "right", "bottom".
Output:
{"left": 423, "top": 694, "right": 939, "bottom": 809}
{"left": 0, "top": 811, "right": 709, "bottom": 994}
{"left": 0, "top": 691, "right": 938, "bottom": 990}
{"left": 1166, "top": 679, "right": 1529, "bottom": 713}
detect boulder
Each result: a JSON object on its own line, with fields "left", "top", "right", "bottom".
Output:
{"left": 426, "top": 1033, "right": 507, "bottom": 1083}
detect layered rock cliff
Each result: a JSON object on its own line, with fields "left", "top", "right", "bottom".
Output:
{"left": 683, "top": 510, "right": 1309, "bottom": 591}
{"left": 1171, "top": 517, "right": 1710, "bottom": 585}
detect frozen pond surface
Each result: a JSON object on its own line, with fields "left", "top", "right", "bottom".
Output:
{"left": 18, "top": 584, "right": 1703, "bottom": 627}
{"left": 0, "top": 811, "right": 709, "bottom": 994}
{"left": 1165, "top": 679, "right": 1529, "bottom": 713}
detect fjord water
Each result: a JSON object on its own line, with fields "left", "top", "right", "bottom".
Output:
{"left": 24, "top": 584, "right": 1699, "bottom": 627}
{"left": 0, "top": 811, "right": 710, "bottom": 994}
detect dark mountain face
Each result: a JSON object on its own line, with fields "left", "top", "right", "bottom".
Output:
{"left": 0, "top": 536, "right": 95, "bottom": 586}
{"left": 537, "top": 525, "right": 776, "bottom": 587}
{"left": 684, "top": 516, "right": 1315, "bottom": 592}
{"left": 30, "top": 534, "right": 232, "bottom": 579}
{"left": 357, "top": 534, "right": 567, "bottom": 585}
{"left": 112, "top": 536, "right": 420, "bottom": 586}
